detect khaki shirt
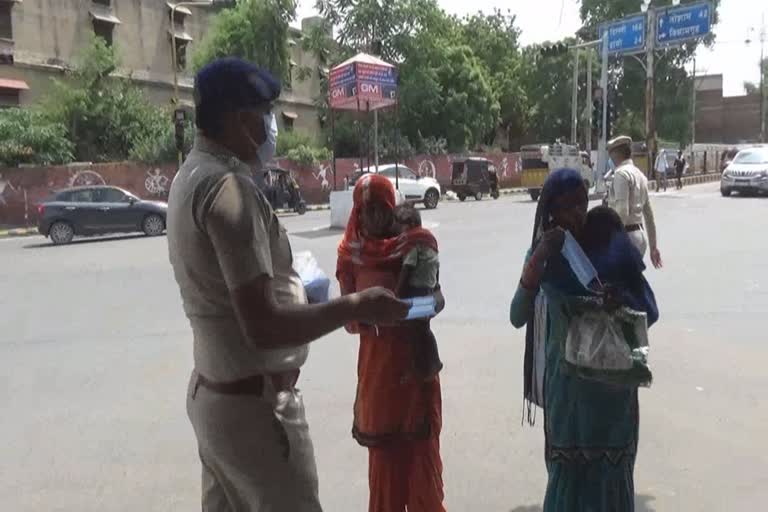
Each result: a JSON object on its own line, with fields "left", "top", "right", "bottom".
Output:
{"left": 167, "top": 134, "right": 308, "bottom": 381}
{"left": 608, "top": 159, "right": 658, "bottom": 251}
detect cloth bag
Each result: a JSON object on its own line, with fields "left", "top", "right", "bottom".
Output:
{"left": 293, "top": 251, "right": 330, "bottom": 304}
{"left": 562, "top": 296, "right": 652, "bottom": 388}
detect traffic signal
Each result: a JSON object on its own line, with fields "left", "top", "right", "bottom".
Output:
{"left": 592, "top": 99, "right": 614, "bottom": 140}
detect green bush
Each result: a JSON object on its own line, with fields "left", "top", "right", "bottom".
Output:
{"left": 0, "top": 108, "right": 74, "bottom": 167}
{"left": 276, "top": 130, "right": 315, "bottom": 156}
{"left": 130, "top": 117, "right": 194, "bottom": 164}
{"left": 285, "top": 144, "right": 332, "bottom": 167}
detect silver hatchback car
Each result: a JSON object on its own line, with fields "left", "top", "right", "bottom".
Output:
{"left": 720, "top": 147, "right": 768, "bottom": 197}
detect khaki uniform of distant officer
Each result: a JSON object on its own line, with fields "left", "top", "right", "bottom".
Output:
{"left": 607, "top": 136, "right": 663, "bottom": 268}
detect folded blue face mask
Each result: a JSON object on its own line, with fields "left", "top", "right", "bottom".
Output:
{"left": 561, "top": 231, "right": 600, "bottom": 290}
{"left": 404, "top": 296, "right": 437, "bottom": 320}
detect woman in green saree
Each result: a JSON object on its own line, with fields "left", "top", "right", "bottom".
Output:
{"left": 510, "top": 168, "right": 653, "bottom": 511}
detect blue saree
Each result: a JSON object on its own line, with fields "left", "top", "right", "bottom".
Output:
{"left": 511, "top": 245, "right": 657, "bottom": 511}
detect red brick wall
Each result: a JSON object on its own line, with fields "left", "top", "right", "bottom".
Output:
{"left": 0, "top": 153, "right": 522, "bottom": 227}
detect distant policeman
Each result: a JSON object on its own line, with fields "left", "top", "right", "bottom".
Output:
{"left": 606, "top": 135, "right": 663, "bottom": 268}
{"left": 166, "top": 58, "right": 408, "bottom": 512}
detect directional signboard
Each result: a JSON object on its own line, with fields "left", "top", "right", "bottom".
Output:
{"left": 599, "top": 14, "right": 647, "bottom": 55}
{"left": 656, "top": 2, "right": 712, "bottom": 47}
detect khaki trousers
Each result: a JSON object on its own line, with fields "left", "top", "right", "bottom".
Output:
{"left": 186, "top": 371, "right": 322, "bottom": 512}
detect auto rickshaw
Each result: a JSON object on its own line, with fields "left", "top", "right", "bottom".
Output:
{"left": 262, "top": 167, "right": 307, "bottom": 215}
{"left": 450, "top": 157, "right": 499, "bottom": 201}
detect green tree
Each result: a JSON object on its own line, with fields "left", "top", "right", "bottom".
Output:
{"left": 0, "top": 109, "right": 74, "bottom": 167}
{"left": 517, "top": 41, "right": 578, "bottom": 144}
{"left": 399, "top": 38, "right": 499, "bottom": 152}
{"left": 457, "top": 10, "right": 530, "bottom": 148}
{"left": 45, "top": 37, "right": 172, "bottom": 163}
{"left": 192, "top": 0, "right": 298, "bottom": 81}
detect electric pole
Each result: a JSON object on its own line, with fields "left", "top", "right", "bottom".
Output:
{"left": 645, "top": 4, "right": 657, "bottom": 173}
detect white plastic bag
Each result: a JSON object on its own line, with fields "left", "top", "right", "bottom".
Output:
{"left": 563, "top": 297, "right": 652, "bottom": 387}
{"left": 292, "top": 251, "right": 330, "bottom": 304}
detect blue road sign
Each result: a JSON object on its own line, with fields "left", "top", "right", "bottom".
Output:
{"left": 599, "top": 14, "right": 647, "bottom": 55}
{"left": 656, "top": 2, "right": 712, "bottom": 46}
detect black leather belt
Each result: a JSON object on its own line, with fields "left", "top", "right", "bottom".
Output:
{"left": 626, "top": 224, "right": 643, "bottom": 232}
{"left": 193, "top": 369, "right": 300, "bottom": 396}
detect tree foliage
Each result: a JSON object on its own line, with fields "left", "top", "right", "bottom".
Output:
{"left": 192, "top": 0, "right": 298, "bottom": 81}
{"left": 0, "top": 109, "right": 74, "bottom": 167}
{"left": 44, "top": 37, "right": 172, "bottom": 163}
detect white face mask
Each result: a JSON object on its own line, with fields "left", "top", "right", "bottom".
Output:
{"left": 257, "top": 112, "right": 278, "bottom": 166}
{"left": 241, "top": 112, "right": 278, "bottom": 169}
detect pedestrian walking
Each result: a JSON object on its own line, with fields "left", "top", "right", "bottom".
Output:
{"left": 654, "top": 149, "right": 669, "bottom": 192}
{"left": 606, "top": 136, "right": 663, "bottom": 268}
{"left": 337, "top": 174, "right": 447, "bottom": 512}
{"left": 166, "top": 58, "right": 408, "bottom": 512}
{"left": 509, "top": 169, "right": 659, "bottom": 512}
{"left": 674, "top": 150, "right": 687, "bottom": 190}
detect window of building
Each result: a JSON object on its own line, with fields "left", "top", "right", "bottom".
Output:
{"left": 0, "top": 2, "right": 13, "bottom": 40}
{"left": 168, "top": 3, "right": 192, "bottom": 27}
{"left": 175, "top": 39, "right": 188, "bottom": 71}
{"left": 281, "top": 111, "right": 297, "bottom": 132}
{"left": 92, "top": 19, "right": 114, "bottom": 46}
{"left": 0, "top": 88, "right": 20, "bottom": 108}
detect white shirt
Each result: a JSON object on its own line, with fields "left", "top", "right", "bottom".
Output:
{"left": 655, "top": 151, "right": 668, "bottom": 174}
{"left": 608, "top": 159, "right": 658, "bottom": 251}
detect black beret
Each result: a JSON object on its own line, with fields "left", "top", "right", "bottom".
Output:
{"left": 193, "top": 57, "right": 281, "bottom": 112}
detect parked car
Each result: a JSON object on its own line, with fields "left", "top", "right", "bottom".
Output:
{"left": 349, "top": 164, "right": 441, "bottom": 209}
{"left": 720, "top": 146, "right": 768, "bottom": 197}
{"left": 37, "top": 186, "right": 168, "bottom": 245}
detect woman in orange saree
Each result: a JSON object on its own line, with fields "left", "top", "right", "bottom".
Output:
{"left": 337, "top": 174, "right": 446, "bottom": 512}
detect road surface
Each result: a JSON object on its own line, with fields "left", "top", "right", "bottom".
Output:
{"left": 1, "top": 182, "right": 766, "bottom": 511}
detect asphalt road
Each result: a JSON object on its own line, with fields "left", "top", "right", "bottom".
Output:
{"left": 2, "top": 182, "right": 766, "bottom": 511}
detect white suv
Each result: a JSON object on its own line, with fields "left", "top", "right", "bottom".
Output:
{"left": 352, "top": 164, "right": 441, "bottom": 209}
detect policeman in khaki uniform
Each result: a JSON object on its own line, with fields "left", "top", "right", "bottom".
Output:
{"left": 167, "top": 58, "right": 409, "bottom": 512}
{"left": 606, "top": 135, "right": 664, "bottom": 269}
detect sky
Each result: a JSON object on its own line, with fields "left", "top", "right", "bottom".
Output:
{"left": 296, "top": 0, "right": 766, "bottom": 97}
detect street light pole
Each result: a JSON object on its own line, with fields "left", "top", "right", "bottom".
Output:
{"left": 170, "top": 1, "right": 214, "bottom": 166}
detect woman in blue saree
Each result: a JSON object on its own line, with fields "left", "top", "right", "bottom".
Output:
{"left": 510, "top": 169, "right": 658, "bottom": 511}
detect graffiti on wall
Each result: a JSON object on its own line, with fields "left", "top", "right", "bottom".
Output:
{"left": 0, "top": 172, "right": 17, "bottom": 206}
{"left": 67, "top": 169, "right": 106, "bottom": 188}
{"left": 313, "top": 164, "right": 332, "bottom": 191}
{"left": 417, "top": 159, "right": 436, "bottom": 179}
{"left": 144, "top": 169, "right": 171, "bottom": 196}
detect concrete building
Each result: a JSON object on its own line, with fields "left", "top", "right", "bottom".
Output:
{"left": 694, "top": 74, "right": 762, "bottom": 144}
{"left": 0, "top": 0, "right": 322, "bottom": 137}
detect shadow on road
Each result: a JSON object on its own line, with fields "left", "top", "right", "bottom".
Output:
{"left": 23, "top": 234, "right": 154, "bottom": 249}
{"left": 509, "top": 494, "right": 656, "bottom": 512}
{"left": 291, "top": 227, "right": 343, "bottom": 239}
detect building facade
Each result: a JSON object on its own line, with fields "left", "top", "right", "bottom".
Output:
{"left": 694, "top": 74, "right": 762, "bottom": 144}
{"left": 0, "top": 0, "right": 322, "bottom": 137}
